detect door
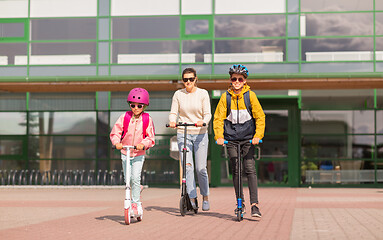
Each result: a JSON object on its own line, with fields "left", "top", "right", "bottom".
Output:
{"left": 210, "top": 97, "right": 300, "bottom": 187}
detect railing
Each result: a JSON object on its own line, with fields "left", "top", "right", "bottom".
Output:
{"left": 14, "top": 54, "right": 91, "bottom": 65}
{"left": 305, "top": 51, "right": 383, "bottom": 61}
{"left": 305, "top": 169, "right": 383, "bottom": 184}
{"left": 117, "top": 53, "right": 196, "bottom": 64}
{"left": 0, "top": 56, "right": 8, "bottom": 65}
{"left": 0, "top": 169, "right": 176, "bottom": 186}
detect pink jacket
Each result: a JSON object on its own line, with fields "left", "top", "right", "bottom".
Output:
{"left": 110, "top": 113, "right": 155, "bottom": 157}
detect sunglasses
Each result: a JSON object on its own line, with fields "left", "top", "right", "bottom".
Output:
{"left": 231, "top": 77, "right": 245, "bottom": 83}
{"left": 130, "top": 104, "right": 143, "bottom": 109}
{"left": 182, "top": 77, "right": 196, "bottom": 83}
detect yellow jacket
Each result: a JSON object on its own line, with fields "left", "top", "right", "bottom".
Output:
{"left": 213, "top": 84, "right": 265, "bottom": 141}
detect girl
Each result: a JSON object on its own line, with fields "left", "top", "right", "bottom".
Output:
{"left": 110, "top": 88, "right": 155, "bottom": 219}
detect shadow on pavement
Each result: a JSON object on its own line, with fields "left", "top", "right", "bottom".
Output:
{"left": 145, "top": 205, "right": 240, "bottom": 221}
{"left": 95, "top": 215, "right": 142, "bottom": 225}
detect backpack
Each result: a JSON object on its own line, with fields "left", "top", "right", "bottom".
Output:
{"left": 226, "top": 90, "right": 253, "bottom": 117}
{"left": 224, "top": 90, "right": 256, "bottom": 141}
{"left": 120, "top": 111, "right": 150, "bottom": 141}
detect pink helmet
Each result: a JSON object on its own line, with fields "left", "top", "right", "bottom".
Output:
{"left": 127, "top": 88, "right": 150, "bottom": 106}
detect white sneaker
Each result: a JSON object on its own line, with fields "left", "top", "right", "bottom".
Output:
{"left": 131, "top": 203, "right": 137, "bottom": 218}
{"left": 137, "top": 204, "right": 143, "bottom": 217}
{"left": 136, "top": 203, "right": 143, "bottom": 221}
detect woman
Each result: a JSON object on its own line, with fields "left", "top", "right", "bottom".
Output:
{"left": 169, "top": 68, "right": 211, "bottom": 211}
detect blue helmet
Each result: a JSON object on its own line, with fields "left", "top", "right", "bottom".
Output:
{"left": 229, "top": 64, "right": 249, "bottom": 78}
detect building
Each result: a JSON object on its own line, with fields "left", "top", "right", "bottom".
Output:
{"left": 0, "top": 0, "right": 382, "bottom": 187}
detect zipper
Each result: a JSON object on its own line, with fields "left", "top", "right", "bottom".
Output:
{"left": 131, "top": 116, "right": 138, "bottom": 156}
{"left": 237, "top": 95, "right": 239, "bottom": 124}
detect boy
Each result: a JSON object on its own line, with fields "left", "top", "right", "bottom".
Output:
{"left": 213, "top": 64, "right": 265, "bottom": 218}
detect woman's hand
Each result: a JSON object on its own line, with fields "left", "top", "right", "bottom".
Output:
{"left": 216, "top": 138, "right": 225, "bottom": 146}
{"left": 196, "top": 120, "right": 205, "bottom": 127}
{"left": 169, "top": 122, "right": 177, "bottom": 129}
{"left": 115, "top": 143, "right": 123, "bottom": 150}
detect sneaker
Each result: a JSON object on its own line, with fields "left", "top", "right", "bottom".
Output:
{"left": 234, "top": 203, "right": 246, "bottom": 215}
{"left": 202, "top": 201, "right": 210, "bottom": 211}
{"left": 190, "top": 198, "right": 198, "bottom": 210}
{"left": 251, "top": 205, "right": 262, "bottom": 218}
{"left": 137, "top": 203, "right": 143, "bottom": 217}
{"left": 131, "top": 203, "right": 138, "bottom": 217}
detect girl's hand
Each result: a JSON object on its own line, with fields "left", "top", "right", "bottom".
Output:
{"left": 116, "top": 143, "right": 123, "bottom": 150}
{"left": 136, "top": 143, "right": 145, "bottom": 150}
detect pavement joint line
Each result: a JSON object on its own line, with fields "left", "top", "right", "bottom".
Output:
{"left": 0, "top": 186, "right": 127, "bottom": 189}
{"left": 0, "top": 185, "right": 150, "bottom": 189}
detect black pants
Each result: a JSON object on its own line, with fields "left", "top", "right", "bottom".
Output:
{"left": 227, "top": 140, "right": 259, "bottom": 204}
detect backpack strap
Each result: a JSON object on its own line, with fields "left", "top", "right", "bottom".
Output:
{"left": 141, "top": 112, "right": 150, "bottom": 139}
{"left": 243, "top": 91, "right": 253, "bottom": 117}
{"left": 226, "top": 91, "right": 231, "bottom": 117}
{"left": 226, "top": 91, "right": 253, "bottom": 117}
{"left": 121, "top": 111, "right": 133, "bottom": 141}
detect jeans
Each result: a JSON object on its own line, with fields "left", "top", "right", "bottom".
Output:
{"left": 227, "top": 141, "right": 259, "bottom": 204}
{"left": 121, "top": 154, "right": 145, "bottom": 204}
{"left": 177, "top": 132, "right": 209, "bottom": 199}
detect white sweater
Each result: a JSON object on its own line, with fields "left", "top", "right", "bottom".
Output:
{"left": 169, "top": 87, "right": 211, "bottom": 135}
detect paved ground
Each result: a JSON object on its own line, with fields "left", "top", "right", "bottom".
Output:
{"left": 0, "top": 186, "right": 382, "bottom": 240}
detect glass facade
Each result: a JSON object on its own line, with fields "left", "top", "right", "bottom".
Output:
{"left": 0, "top": 0, "right": 383, "bottom": 187}
{"left": 2, "top": 0, "right": 383, "bottom": 76}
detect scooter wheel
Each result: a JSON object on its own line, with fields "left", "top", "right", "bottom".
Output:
{"left": 124, "top": 208, "right": 131, "bottom": 225}
{"left": 237, "top": 210, "right": 242, "bottom": 222}
{"left": 194, "top": 200, "right": 198, "bottom": 214}
{"left": 180, "top": 196, "right": 187, "bottom": 216}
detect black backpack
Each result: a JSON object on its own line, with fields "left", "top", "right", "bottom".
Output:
{"left": 226, "top": 90, "right": 253, "bottom": 117}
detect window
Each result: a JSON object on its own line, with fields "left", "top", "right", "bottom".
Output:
{"left": 302, "top": 13, "right": 373, "bottom": 37}
{"left": 213, "top": 39, "right": 285, "bottom": 63}
{"left": 31, "top": 18, "right": 97, "bottom": 40}
{"left": 112, "top": 17, "right": 179, "bottom": 39}
{"left": 112, "top": 41, "right": 179, "bottom": 64}
{"left": 0, "top": 19, "right": 28, "bottom": 41}
{"left": 302, "top": 38, "right": 373, "bottom": 62}
{"left": 301, "top": 0, "right": 373, "bottom": 12}
{"left": 215, "top": 15, "right": 285, "bottom": 38}
{"left": 182, "top": 15, "right": 213, "bottom": 39}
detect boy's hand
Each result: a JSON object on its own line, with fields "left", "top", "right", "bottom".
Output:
{"left": 116, "top": 143, "right": 123, "bottom": 150}
{"left": 252, "top": 137, "right": 260, "bottom": 145}
{"left": 216, "top": 138, "right": 225, "bottom": 145}
{"left": 169, "top": 122, "right": 177, "bottom": 129}
{"left": 136, "top": 143, "right": 145, "bottom": 150}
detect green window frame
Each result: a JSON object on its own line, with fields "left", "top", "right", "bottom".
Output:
{"left": 181, "top": 15, "right": 213, "bottom": 39}
{"left": 0, "top": 18, "right": 29, "bottom": 42}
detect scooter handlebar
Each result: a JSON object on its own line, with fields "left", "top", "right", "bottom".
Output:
{"left": 216, "top": 139, "right": 263, "bottom": 144}
{"left": 166, "top": 122, "right": 206, "bottom": 127}
{"left": 112, "top": 145, "right": 139, "bottom": 150}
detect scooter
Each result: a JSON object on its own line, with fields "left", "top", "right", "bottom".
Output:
{"left": 112, "top": 145, "right": 143, "bottom": 225}
{"left": 220, "top": 139, "right": 262, "bottom": 222}
{"left": 166, "top": 122, "right": 206, "bottom": 216}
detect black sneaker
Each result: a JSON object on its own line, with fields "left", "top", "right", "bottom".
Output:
{"left": 234, "top": 203, "right": 246, "bottom": 214}
{"left": 251, "top": 205, "right": 262, "bottom": 218}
